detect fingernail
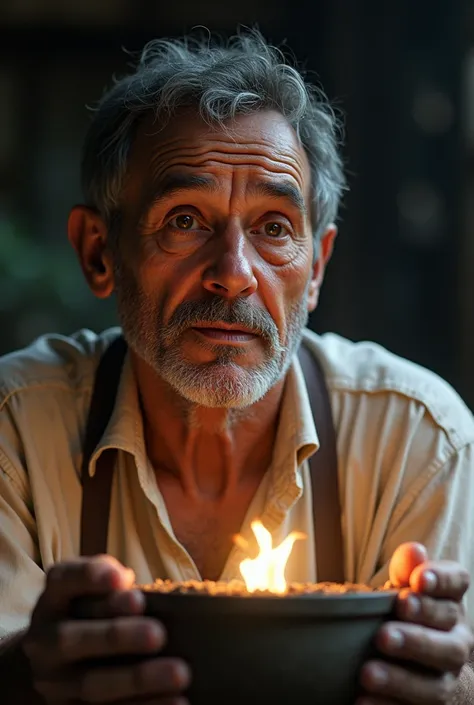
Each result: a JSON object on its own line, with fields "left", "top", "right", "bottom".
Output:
{"left": 386, "top": 628, "right": 404, "bottom": 650}
{"left": 147, "top": 620, "right": 166, "bottom": 648}
{"left": 369, "top": 663, "right": 388, "bottom": 686}
{"left": 128, "top": 588, "right": 145, "bottom": 610}
{"left": 175, "top": 661, "right": 192, "bottom": 688}
{"left": 406, "top": 594, "right": 420, "bottom": 617}
{"left": 423, "top": 570, "right": 437, "bottom": 592}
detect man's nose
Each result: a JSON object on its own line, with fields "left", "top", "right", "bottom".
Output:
{"left": 201, "top": 226, "right": 258, "bottom": 299}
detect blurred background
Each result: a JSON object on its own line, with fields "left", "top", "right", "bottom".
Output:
{"left": 0, "top": 0, "right": 473, "bottom": 405}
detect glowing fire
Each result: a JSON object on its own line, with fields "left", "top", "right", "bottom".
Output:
{"left": 234, "top": 520, "right": 306, "bottom": 594}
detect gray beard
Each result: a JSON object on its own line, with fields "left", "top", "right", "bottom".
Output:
{"left": 115, "top": 265, "right": 309, "bottom": 409}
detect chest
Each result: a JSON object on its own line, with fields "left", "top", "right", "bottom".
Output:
{"left": 158, "top": 483, "right": 262, "bottom": 581}
{"left": 172, "top": 512, "right": 242, "bottom": 580}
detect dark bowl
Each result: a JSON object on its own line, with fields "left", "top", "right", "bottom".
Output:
{"left": 140, "top": 587, "right": 397, "bottom": 705}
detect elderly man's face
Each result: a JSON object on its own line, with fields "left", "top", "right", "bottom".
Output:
{"left": 112, "top": 109, "right": 327, "bottom": 407}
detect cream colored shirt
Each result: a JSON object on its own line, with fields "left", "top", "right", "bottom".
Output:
{"left": 1, "top": 327, "right": 474, "bottom": 638}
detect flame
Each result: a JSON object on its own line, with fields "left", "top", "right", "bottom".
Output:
{"left": 234, "top": 520, "right": 306, "bottom": 594}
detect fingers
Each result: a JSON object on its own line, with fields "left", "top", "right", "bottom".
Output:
{"left": 81, "top": 657, "right": 191, "bottom": 702}
{"left": 25, "top": 616, "right": 166, "bottom": 672}
{"left": 360, "top": 660, "right": 457, "bottom": 704}
{"left": 23, "top": 557, "right": 188, "bottom": 705}
{"left": 71, "top": 589, "right": 146, "bottom": 620}
{"left": 34, "top": 657, "right": 191, "bottom": 703}
{"left": 396, "top": 589, "right": 460, "bottom": 631}
{"left": 376, "top": 621, "right": 474, "bottom": 673}
{"left": 388, "top": 546, "right": 470, "bottom": 603}
{"left": 409, "top": 562, "right": 470, "bottom": 601}
{"left": 32, "top": 556, "right": 135, "bottom": 624}
{"left": 389, "top": 543, "right": 428, "bottom": 587}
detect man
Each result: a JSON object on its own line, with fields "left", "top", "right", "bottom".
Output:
{"left": 0, "top": 29, "right": 473, "bottom": 705}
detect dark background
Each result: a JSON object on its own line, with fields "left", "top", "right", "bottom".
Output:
{"left": 0, "top": 0, "right": 473, "bottom": 405}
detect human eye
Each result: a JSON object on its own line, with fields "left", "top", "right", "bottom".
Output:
{"left": 167, "top": 212, "right": 205, "bottom": 232}
{"left": 154, "top": 208, "right": 211, "bottom": 254}
{"left": 251, "top": 216, "right": 292, "bottom": 239}
{"left": 262, "top": 221, "right": 288, "bottom": 238}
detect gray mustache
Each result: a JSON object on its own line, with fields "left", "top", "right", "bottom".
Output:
{"left": 163, "top": 297, "right": 280, "bottom": 344}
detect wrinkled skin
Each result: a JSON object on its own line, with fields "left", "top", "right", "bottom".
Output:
{"left": 69, "top": 109, "right": 335, "bottom": 575}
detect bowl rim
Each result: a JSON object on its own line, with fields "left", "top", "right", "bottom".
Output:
{"left": 142, "top": 588, "right": 399, "bottom": 618}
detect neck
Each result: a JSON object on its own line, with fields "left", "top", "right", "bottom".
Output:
{"left": 132, "top": 354, "right": 285, "bottom": 500}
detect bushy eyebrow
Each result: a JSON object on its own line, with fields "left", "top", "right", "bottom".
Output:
{"left": 141, "top": 172, "right": 307, "bottom": 218}
{"left": 141, "top": 173, "right": 218, "bottom": 219}
{"left": 246, "top": 180, "right": 307, "bottom": 216}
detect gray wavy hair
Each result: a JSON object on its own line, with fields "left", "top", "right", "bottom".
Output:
{"left": 81, "top": 30, "right": 347, "bottom": 245}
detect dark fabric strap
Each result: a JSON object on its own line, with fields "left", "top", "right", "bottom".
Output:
{"left": 80, "top": 336, "right": 344, "bottom": 583}
{"left": 297, "top": 343, "right": 344, "bottom": 582}
{"left": 80, "top": 336, "right": 127, "bottom": 557}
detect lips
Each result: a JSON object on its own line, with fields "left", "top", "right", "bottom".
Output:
{"left": 192, "top": 322, "right": 257, "bottom": 334}
{"left": 191, "top": 323, "right": 258, "bottom": 343}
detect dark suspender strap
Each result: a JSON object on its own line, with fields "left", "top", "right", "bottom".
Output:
{"left": 297, "top": 343, "right": 344, "bottom": 583}
{"left": 80, "top": 335, "right": 127, "bottom": 556}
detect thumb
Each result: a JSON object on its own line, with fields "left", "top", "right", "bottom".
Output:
{"left": 389, "top": 542, "right": 428, "bottom": 587}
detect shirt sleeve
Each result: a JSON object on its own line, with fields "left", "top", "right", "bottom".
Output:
{"left": 0, "top": 449, "right": 45, "bottom": 638}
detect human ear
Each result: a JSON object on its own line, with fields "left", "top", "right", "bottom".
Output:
{"left": 307, "top": 225, "right": 337, "bottom": 312}
{"left": 68, "top": 205, "right": 115, "bottom": 299}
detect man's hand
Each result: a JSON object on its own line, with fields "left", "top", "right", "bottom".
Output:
{"left": 357, "top": 543, "right": 474, "bottom": 705}
{"left": 22, "top": 555, "right": 190, "bottom": 704}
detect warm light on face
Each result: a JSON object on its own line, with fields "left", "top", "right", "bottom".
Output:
{"left": 234, "top": 520, "right": 306, "bottom": 594}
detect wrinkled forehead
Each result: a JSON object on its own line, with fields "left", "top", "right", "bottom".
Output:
{"left": 124, "top": 108, "right": 312, "bottom": 205}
